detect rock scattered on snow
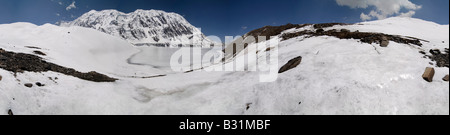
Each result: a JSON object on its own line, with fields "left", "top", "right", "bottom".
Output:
{"left": 279, "top": 56, "right": 302, "bottom": 74}
{"left": 246, "top": 103, "right": 252, "bottom": 110}
{"left": 282, "top": 28, "right": 423, "bottom": 47}
{"left": 0, "top": 48, "right": 117, "bottom": 82}
{"left": 36, "top": 82, "right": 45, "bottom": 87}
{"left": 422, "top": 67, "right": 435, "bottom": 82}
{"left": 33, "top": 50, "right": 46, "bottom": 56}
{"left": 24, "top": 83, "right": 33, "bottom": 88}
{"left": 443, "top": 75, "right": 449, "bottom": 82}
{"left": 426, "top": 48, "right": 449, "bottom": 68}
{"left": 8, "top": 109, "right": 13, "bottom": 115}
{"left": 0, "top": 74, "right": 2, "bottom": 81}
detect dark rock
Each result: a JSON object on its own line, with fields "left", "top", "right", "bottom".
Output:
{"left": 316, "top": 28, "right": 325, "bottom": 33}
{"left": 340, "top": 29, "right": 350, "bottom": 33}
{"left": 265, "top": 47, "right": 275, "bottom": 52}
{"left": 246, "top": 103, "right": 252, "bottom": 110}
{"left": 25, "top": 46, "right": 41, "bottom": 49}
{"left": 282, "top": 29, "right": 424, "bottom": 47}
{"left": 427, "top": 48, "right": 449, "bottom": 68}
{"left": 0, "top": 75, "right": 2, "bottom": 81}
{"left": 422, "top": 67, "right": 435, "bottom": 82}
{"left": 24, "top": 83, "right": 33, "bottom": 88}
{"left": 245, "top": 23, "right": 311, "bottom": 41}
{"left": 314, "top": 23, "right": 349, "bottom": 29}
{"left": 443, "top": 75, "right": 449, "bottom": 82}
{"left": 33, "top": 51, "right": 46, "bottom": 56}
{"left": 0, "top": 48, "right": 117, "bottom": 82}
{"left": 36, "top": 82, "right": 45, "bottom": 87}
{"left": 430, "top": 49, "right": 441, "bottom": 55}
{"left": 419, "top": 51, "right": 426, "bottom": 55}
{"left": 279, "top": 56, "right": 303, "bottom": 74}
{"left": 8, "top": 109, "right": 13, "bottom": 115}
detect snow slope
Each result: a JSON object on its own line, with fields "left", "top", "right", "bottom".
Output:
{"left": 0, "top": 17, "right": 448, "bottom": 115}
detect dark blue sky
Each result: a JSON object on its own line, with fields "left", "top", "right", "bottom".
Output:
{"left": 1, "top": 0, "right": 448, "bottom": 40}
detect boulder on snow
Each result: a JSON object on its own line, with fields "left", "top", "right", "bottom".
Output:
{"left": 422, "top": 67, "right": 435, "bottom": 82}
{"left": 380, "top": 40, "right": 389, "bottom": 47}
{"left": 380, "top": 36, "right": 389, "bottom": 47}
{"left": 8, "top": 109, "right": 13, "bottom": 115}
{"left": 36, "top": 82, "right": 45, "bottom": 87}
{"left": 443, "top": 75, "right": 449, "bottom": 82}
{"left": 24, "top": 83, "right": 33, "bottom": 88}
{"left": 33, "top": 51, "right": 46, "bottom": 56}
{"left": 430, "top": 49, "right": 441, "bottom": 55}
{"left": 0, "top": 75, "right": 2, "bottom": 81}
{"left": 279, "top": 56, "right": 302, "bottom": 74}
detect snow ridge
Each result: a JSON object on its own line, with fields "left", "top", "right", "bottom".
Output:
{"left": 61, "top": 9, "right": 216, "bottom": 47}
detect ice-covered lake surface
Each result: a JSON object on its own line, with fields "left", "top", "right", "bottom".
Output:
{"left": 127, "top": 46, "right": 223, "bottom": 70}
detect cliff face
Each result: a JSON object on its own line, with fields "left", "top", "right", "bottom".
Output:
{"left": 62, "top": 9, "right": 216, "bottom": 47}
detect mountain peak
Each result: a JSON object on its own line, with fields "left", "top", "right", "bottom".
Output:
{"left": 62, "top": 9, "right": 216, "bottom": 47}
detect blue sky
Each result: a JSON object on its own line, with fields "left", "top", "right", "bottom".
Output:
{"left": 0, "top": 0, "right": 448, "bottom": 39}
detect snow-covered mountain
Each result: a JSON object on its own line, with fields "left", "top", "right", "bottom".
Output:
{"left": 0, "top": 17, "right": 449, "bottom": 115}
{"left": 61, "top": 9, "right": 216, "bottom": 47}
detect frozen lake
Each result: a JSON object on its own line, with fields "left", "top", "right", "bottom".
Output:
{"left": 127, "top": 46, "right": 223, "bottom": 70}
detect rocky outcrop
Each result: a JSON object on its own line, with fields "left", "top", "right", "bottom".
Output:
{"left": 0, "top": 48, "right": 117, "bottom": 82}
{"left": 282, "top": 29, "right": 424, "bottom": 47}
{"left": 245, "top": 23, "right": 311, "bottom": 41}
{"left": 279, "top": 56, "right": 302, "bottom": 74}
{"left": 426, "top": 48, "right": 449, "bottom": 68}
{"left": 443, "top": 75, "right": 449, "bottom": 82}
{"left": 422, "top": 67, "right": 435, "bottom": 82}
{"left": 313, "top": 23, "right": 349, "bottom": 29}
